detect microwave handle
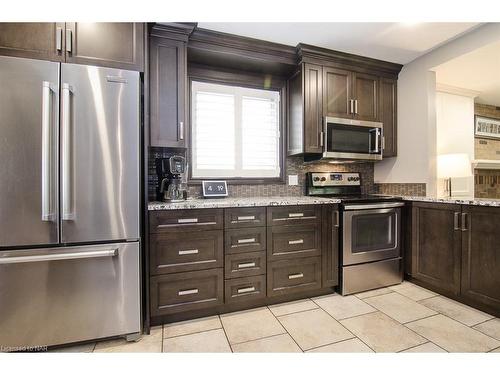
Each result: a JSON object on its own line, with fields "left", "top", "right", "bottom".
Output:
{"left": 369, "top": 128, "right": 381, "bottom": 154}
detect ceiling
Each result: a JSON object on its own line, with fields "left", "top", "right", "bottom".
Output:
{"left": 434, "top": 40, "right": 500, "bottom": 106}
{"left": 197, "top": 22, "right": 480, "bottom": 64}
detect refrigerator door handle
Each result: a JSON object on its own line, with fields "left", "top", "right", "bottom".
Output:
{"left": 42, "top": 81, "right": 55, "bottom": 222}
{"left": 0, "top": 248, "right": 118, "bottom": 265}
{"left": 62, "top": 83, "right": 74, "bottom": 221}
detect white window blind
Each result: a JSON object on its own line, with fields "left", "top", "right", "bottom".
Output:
{"left": 191, "top": 81, "right": 280, "bottom": 178}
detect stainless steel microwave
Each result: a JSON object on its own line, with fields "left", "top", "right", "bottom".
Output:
{"left": 322, "top": 117, "right": 383, "bottom": 161}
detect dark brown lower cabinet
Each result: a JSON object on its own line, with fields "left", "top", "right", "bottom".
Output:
{"left": 321, "top": 205, "right": 339, "bottom": 287}
{"left": 411, "top": 202, "right": 462, "bottom": 295}
{"left": 461, "top": 206, "right": 500, "bottom": 312}
{"left": 267, "top": 257, "right": 322, "bottom": 297}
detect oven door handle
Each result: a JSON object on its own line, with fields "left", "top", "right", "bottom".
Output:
{"left": 343, "top": 202, "right": 405, "bottom": 210}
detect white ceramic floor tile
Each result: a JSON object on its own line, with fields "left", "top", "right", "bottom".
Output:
{"left": 306, "top": 338, "right": 373, "bottom": 353}
{"left": 94, "top": 326, "right": 163, "bottom": 353}
{"left": 364, "top": 292, "right": 437, "bottom": 323}
{"left": 164, "top": 315, "right": 221, "bottom": 338}
{"left": 355, "top": 288, "right": 393, "bottom": 299}
{"left": 313, "top": 294, "right": 376, "bottom": 320}
{"left": 389, "top": 282, "right": 437, "bottom": 301}
{"left": 231, "top": 334, "right": 302, "bottom": 353}
{"left": 473, "top": 319, "right": 500, "bottom": 340}
{"left": 268, "top": 299, "right": 318, "bottom": 317}
{"left": 220, "top": 307, "right": 285, "bottom": 344}
{"left": 400, "top": 342, "right": 447, "bottom": 353}
{"left": 340, "top": 311, "right": 427, "bottom": 352}
{"left": 278, "top": 309, "right": 353, "bottom": 351}
{"left": 163, "top": 329, "right": 231, "bottom": 353}
{"left": 406, "top": 314, "right": 499, "bottom": 353}
{"left": 50, "top": 342, "right": 96, "bottom": 353}
{"left": 419, "top": 296, "right": 493, "bottom": 326}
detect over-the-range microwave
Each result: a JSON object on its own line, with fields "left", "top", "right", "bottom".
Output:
{"left": 311, "top": 117, "right": 384, "bottom": 162}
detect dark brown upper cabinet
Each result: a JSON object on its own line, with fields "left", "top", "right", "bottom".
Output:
{"left": 461, "top": 205, "right": 500, "bottom": 313}
{"left": 0, "top": 22, "right": 144, "bottom": 71}
{"left": 323, "top": 67, "right": 351, "bottom": 119}
{"left": 65, "top": 23, "right": 144, "bottom": 71}
{"left": 379, "top": 78, "right": 398, "bottom": 157}
{"left": 352, "top": 72, "right": 378, "bottom": 122}
{"left": 411, "top": 202, "right": 462, "bottom": 296}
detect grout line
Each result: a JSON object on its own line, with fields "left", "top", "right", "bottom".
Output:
{"left": 162, "top": 327, "right": 224, "bottom": 341}
{"left": 336, "top": 309, "right": 381, "bottom": 322}
{"left": 304, "top": 337, "right": 371, "bottom": 353}
{"left": 218, "top": 315, "right": 234, "bottom": 353}
{"left": 399, "top": 312, "right": 440, "bottom": 325}
{"left": 161, "top": 324, "right": 164, "bottom": 353}
{"left": 396, "top": 341, "right": 431, "bottom": 353}
{"left": 267, "top": 306, "right": 304, "bottom": 352}
{"left": 269, "top": 306, "right": 320, "bottom": 318}
{"left": 230, "top": 332, "right": 289, "bottom": 348}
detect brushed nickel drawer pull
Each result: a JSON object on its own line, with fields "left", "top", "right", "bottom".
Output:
{"left": 237, "top": 215, "right": 255, "bottom": 221}
{"left": 237, "top": 286, "right": 255, "bottom": 294}
{"left": 178, "top": 288, "right": 198, "bottom": 296}
{"left": 177, "top": 218, "right": 198, "bottom": 224}
{"left": 288, "top": 213, "right": 304, "bottom": 218}
{"left": 238, "top": 262, "right": 256, "bottom": 269}
{"left": 178, "top": 249, "right": 199, "bottom": 255}
{"left": 288, "top": 239, "right": 304, "bottom": 245}
{"left": 288, "top": 273, "right": 304, "bottom": 280}
{"left": 237, "top": 238, "right": 256, "bottom": 244}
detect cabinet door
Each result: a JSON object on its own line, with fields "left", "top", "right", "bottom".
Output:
{"left": 0, "top": 22, "right": 65, "bottom": 62}
{"left": 322, "top": 205, "right": 339, "bottom": 287}
{"left": 353, "top": 72, "right": 379, "bottom": 122}
{"left": 411, "top": 203, "right": 462, "bottom": 295}
{"left": 379, "top": 78, "right": 397, "bottom": 157}
{"left": 303, "top": 63, "right": 323, "bottom": 153}
{"left": 323, "top": 67, "right": 352, "bottom": 119}
{"left": 149, "top": 37, "right": 186, "bottom": 148}
{"left": 461, "top": 206, "right": 500, "bottom": 312}
{"left": 65, "top": 23, "right": 144, "bottom": 71}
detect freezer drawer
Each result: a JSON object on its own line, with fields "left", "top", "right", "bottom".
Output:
{"left": 0, "top": 242, "right": 140, "bottom": 350}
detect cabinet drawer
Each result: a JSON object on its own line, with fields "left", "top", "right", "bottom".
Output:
{"left": 267, "top": 257, "right": 322, "bottom": 297}
{"left": 225, "top": 227, "right": 266, "bottom": 254}
{"left": 150, "top": 230, "right": 223, "bottom": 275}
{"left": 224, "top": 207, "right": 266, "bottom": 228}
{"left": 150, "top": 268, "right": 223, "bottom": 316}
{"left": 225, "top": 275, "right": 266, "bottom": 303}
{"left": 267, "top": 205, "right": 321, "bottom": 226}
{"left": 267, "top": 224, "right": 321, "bottom": 261}
{"left": 225, "top": 251, "right": 266, "bottom": 279}
{"left": 150, "top": 209, "right": 223, "bottom": 233}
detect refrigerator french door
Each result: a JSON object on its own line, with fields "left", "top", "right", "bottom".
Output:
{"left": 0, "top": 56, "right": 140, "bottom": 350}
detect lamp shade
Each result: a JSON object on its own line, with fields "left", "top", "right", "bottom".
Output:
{"left": 437, "top": 153, "right": 472, "bottom": 178}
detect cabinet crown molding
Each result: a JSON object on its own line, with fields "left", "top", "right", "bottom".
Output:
{"left": 151, "top": 22, "right": 197, "bottom": 42}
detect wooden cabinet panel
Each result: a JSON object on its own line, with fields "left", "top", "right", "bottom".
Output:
{"left": 304, "top": 63, "right": 323, "bottom": 153}
{"left": 322, "top": 205, "right": 339, "bottom": 287}
{"left": 150, "top": 230, "right": 223, "bottom": 275}
{"left": 224, "top": 207, "right": 266, "bottom": 228}
{"left": 225, "top": 275, "right": 266, "bottom": 303}
{"left": 379, "top": 78, "right": 397, "bottom": 157}
{"left": 149, "top": 36, "right": 186, "bottom": 147}
{"left": 267, "top": 224, "right": 321, "bottom": 261}
{"left": 0, "top": 22, "right": 65, "bottom": 62}
{"left": 267, "top": 256, "right": 321, "bottom": 297}
{"left": 461, "top": 206, "right": 500, "bottom": 312}
{"left": 411, "top": 203, "right": 462, "bottom": 295}
{"left": 149, "top": 209, "right": 223, "bottom": 233}
{"left": 353, "top": 72, "right": 378, "bottom": 122}
{"left": 323, "top": 67, "right": 352, "bottom": 119}
{"left": 65, "top": 23, "right": 144, "bottom": 71}
{"left": 267, "top": 205, "right": 321, "bottom": 226}
{"left": 225, "top": 251, "right": 266, "bottom": 279}
{"left": 225, "top": 227, "right": 266, "bottom": 254}
{"left": 150, "top": 268, "right": 223, "bottom": 317}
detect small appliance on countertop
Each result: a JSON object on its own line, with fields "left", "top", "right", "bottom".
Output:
{"left": 156, "top": 155, "right": 188, "bottom": 202}
{"left": 306, "top": 172, "right": 404, "bottom": 295}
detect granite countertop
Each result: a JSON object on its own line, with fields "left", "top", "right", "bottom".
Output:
{"left": 148, "top": 196, "right": 341, "bottom": 210}
{"left": 401, "top": 196, "right": 500, "bottom": 207}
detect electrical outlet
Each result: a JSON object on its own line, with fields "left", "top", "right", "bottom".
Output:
{"left": 288, "top": 175, "right": 298, "bottom": 186}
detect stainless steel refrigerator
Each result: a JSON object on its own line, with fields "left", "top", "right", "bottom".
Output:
{"left": 0, "top": 55, "right": 141, "bottom": 350}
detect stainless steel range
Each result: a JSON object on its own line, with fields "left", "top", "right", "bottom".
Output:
{"left": 306, "top": 172, "right": 404, "bottom": 295}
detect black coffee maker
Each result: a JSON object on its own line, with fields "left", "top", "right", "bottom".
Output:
{"left": 156, "top": 156, "right": 187, "bottom": 202}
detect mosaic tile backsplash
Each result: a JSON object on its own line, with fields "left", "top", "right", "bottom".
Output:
{"left": 475, "top": 169, "right": 500, "bottom": 199}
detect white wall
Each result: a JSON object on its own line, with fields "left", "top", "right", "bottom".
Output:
{"left": 435, "top": 91, "right": 475, "bottom": 197}
{"left": 375, "top": 23, "right": 500, "bottom": 196}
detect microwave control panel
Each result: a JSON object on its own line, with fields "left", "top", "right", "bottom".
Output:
{"left": 309, "top": 172, "right": 361, "bottom": 187}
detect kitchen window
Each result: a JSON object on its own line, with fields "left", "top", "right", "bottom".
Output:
{"left": 191, "top": 80, "right": 281, "bottom": 179}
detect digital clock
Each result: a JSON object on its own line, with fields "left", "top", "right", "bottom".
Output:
{"left": 202, "top": 180, "right": 228, "bottom": 198}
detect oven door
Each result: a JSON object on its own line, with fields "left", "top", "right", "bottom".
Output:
{"left": 324, "top": 117, "right": 382, "bottom": 161}
{"left": 342, "top": 204, "right": 402, "bottom": 265}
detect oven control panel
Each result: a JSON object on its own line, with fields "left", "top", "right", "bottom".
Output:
{"left": 309, "top": 172, "right": 361, "bottom": 187}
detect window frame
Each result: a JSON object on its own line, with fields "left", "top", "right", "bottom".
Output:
{"left": 187, "top": 67, "right": 286, "bottom": 185}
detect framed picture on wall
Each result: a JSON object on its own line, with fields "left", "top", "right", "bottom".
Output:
{"left": 475, "top": 115, "right": 500, "bottom": 139}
